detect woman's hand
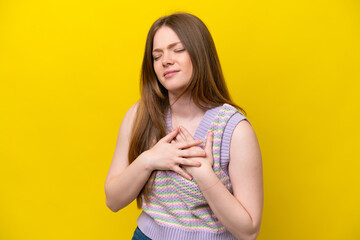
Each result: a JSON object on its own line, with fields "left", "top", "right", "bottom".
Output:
{"left": 173, "top": 126, "right": 214, "bottom": 178}
{"left": 140, "top": 127, "right": 205, "bottom": 180}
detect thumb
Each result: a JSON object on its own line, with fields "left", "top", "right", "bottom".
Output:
{"left": 160, "top": 127, "right": 179, "bottom": 143}
{"left": 204, "top": 131, "right": 214, "bottom": 155}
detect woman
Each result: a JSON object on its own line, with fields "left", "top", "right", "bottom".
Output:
{"left": 105, "top": 12, "right": 263, "bottom": 240}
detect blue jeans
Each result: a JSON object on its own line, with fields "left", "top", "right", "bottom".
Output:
{"left": 131, "top": 226, "right": 151, "bottom": 240}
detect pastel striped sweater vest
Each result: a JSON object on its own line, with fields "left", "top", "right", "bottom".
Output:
{"left": 137, "top": 103, "right": 250, "bottom": 240}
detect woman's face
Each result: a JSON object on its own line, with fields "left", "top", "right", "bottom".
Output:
{"left": 152, "top": 26, "right": 193, "bottom": 96}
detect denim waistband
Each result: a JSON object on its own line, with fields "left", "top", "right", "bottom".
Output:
{"left": 132, "top": 226, "right": 151, "bottom": 240}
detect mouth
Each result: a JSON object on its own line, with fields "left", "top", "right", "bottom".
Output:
{"left": 164, "top": 70, "right": 180, "bottom": 78}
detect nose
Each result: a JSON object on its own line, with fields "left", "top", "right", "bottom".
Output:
{"left": 162, "top": 52, "right": 174, "bottom": 66}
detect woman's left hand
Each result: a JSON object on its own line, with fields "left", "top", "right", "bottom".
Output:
{"left": 172, "top": 126, "right": 214, "bottom": 178}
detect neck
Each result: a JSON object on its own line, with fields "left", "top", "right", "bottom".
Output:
{"left": 169, "top": 92, "right": 204, "bottom": 120}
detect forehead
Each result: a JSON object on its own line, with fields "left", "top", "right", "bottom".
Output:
{"left": 153, "top": 26, "right": 182, "bottom": 49}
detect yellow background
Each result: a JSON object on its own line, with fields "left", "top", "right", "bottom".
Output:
{"left": 1, "top": 0, "right": 359, "bottom": 239}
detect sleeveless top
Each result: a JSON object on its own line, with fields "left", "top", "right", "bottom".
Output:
{"left": 137, "top": 103, "right": 251, "bottom": 240}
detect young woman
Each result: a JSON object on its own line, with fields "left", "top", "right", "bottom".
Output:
{"left": 105, "top": 12, "right": 263, "bottom": 240}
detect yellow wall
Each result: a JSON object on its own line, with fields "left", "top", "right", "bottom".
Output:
{"left": 1, "top": 0, "right": 359, "bottom": 239}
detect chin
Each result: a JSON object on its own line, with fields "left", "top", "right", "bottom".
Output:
{"left": 159, "top": 79, "right": 190, "bottom": 96}
{"left": 166, "top": 87, "right": 188, "bottom": 97}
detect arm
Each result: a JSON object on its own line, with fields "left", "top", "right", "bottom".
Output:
{"left": 104, "top": 104, "right": 205, "bottom": 212}
{"left": 104, "top": 102, "right": 151, "bottom": 212}
{"left": 182, "top": 121, "right": 263, "bottom": 240}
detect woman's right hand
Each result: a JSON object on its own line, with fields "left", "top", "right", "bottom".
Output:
{"left": 139, "top": 128, "right": 205, "bottom": 180}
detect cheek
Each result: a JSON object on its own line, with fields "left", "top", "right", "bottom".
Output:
{"left": 188, "top": 63, "right": 193, "bottom": 75}
{"left": 153, "top": 62, "right": 162, "bottom": 79}
{"left": 185, "top": 57, "right": 193, "bottom": 75}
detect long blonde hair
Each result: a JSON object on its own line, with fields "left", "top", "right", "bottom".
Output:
{"left": 128, "top": 12, "right": 246, "bottom": 208}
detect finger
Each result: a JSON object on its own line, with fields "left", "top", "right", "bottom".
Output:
{"left": 178, "top": 127, "right": 187, "bottom": 141}
{"left": 180, "top": 167, "right": 193, "bottom": 180}
{"left": 178, "top": 157, "right": 202, "bottom": 167}
{"left": 174, "top": 134, "right": 184, "bottom": 144}
{"left": 179, "top": 126, "right": 195, "bottom": 141}
{"left": 160, "top": 127, "right": 179, "bottom": 143}
{"left": 179, "top": 148, "right": 206, "bottom": 158}
{"left": 205, "top": 131, "right": 214, "bottom": 155}
{"left": 177, "top": 139, "right": 203, "bottom": 149}
{"left": 173, "top": 165, "right": 192, "bottom": 180}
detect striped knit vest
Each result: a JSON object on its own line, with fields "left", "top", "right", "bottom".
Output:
{"left": 137, "top": 104, "right": 250, "bottom": 240}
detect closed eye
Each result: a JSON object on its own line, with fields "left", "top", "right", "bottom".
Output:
{"left": 152, "top": 48, "right": 185, "bottom": 61}
{"left": 153, "top": 55, "right": 161, "bottom": 61}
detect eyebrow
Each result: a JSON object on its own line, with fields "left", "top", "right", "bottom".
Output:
{"left": 152, "top": 42, "right": 182, "bottom": 53}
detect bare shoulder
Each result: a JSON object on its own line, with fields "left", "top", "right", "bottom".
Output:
{"left": 118, "top": 102, "right": 139, "bottom": 135}
{"left": 105, "top": 102, "right": 140, "bottom": 188}
{"left": 232, "top": 120, "right": 256, "bottom": 140}
{"left": 230, "top": 119, "right": 261, "bottom": 163}
{"left": 123, "top": 102, "right": 139, "bottom": 126}
{"left": 128, "top": 101, "right": 140, "bottom": 115}
{"left": 117, "top": 101, "right": 140, "bottom": 146}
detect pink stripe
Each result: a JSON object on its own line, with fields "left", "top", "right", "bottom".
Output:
{"left": 145, "top": 201, "right": 212, "bottom": 214}
{"left": 212, "top": 122, "right": 227, "bottom": 127}
{"left": 154, "top": 219, "right": 225, "bottom": 232}
{"left": 147, "top": 211, "right": 222, "bottom": 227}
{"left": 152, "top": 185, "right": 203, "bottom": 198}
{"left": 144, "top": 204, "right": 214, "bottom": 218}
{"left": 150, "top": 190, "right": 206, "bottom": 205}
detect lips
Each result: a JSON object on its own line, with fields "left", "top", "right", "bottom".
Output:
{"left": 163, "top": 70, "right": 180, "bottom": 77}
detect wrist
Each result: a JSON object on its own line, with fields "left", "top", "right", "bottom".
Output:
{"left": 201, "top": 178, "right": 220, "bottom": 192}
{"left": 137, "top": 150, "right": 154, "bottom": 173}
{"left": 192, "top": 166, "right": 218, "bottom": 189}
